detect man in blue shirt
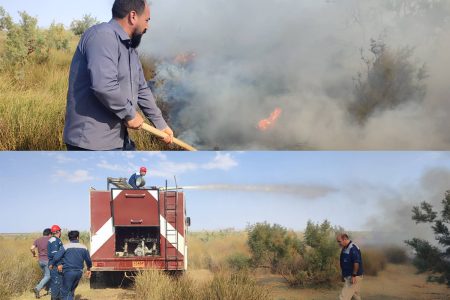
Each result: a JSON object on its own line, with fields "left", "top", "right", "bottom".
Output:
{"left": 47, "top": 225, "right": 64, "bottom": 300}
{"left": 53, "top": 231, "right": 92, "bottom": 300}
{"left": 129, "top": 166, "right": 147, "bottom": 189}
{"left": 337, "top": 233, "right": 364, "bottom": 300}
{"left": 64, "top": 0, "right": 174, "bottom": 150}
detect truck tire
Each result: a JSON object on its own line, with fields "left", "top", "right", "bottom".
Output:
{"left": 90, "top": 271, "right": 106, "bottom": 289}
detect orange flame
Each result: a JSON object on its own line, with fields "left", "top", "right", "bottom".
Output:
{"left": 258, "top": 107, "right": 282, "bottom": 131}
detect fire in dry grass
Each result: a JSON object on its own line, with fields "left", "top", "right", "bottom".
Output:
{"left": 258, "top": 107, "right": 282, "bottom": 131}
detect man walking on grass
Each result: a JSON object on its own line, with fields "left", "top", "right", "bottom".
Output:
{"left": 337, "top": 233, "right": 364, "bottom": 300}
{"left": 53, "top": 230, "right": 92, "bottom": 300}
{"left": 31, "top": 228, "right": 52, "bottom": 299}
{"left": 64, "top": 0, "right": 174, "bottom": 151}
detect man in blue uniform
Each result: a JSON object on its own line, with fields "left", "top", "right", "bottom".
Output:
{"left": 129, "top": 166, "right": 147, "bottom": 189}
{"left": 337, "top": 233, "right": 364, "bottom": 300}
{"left": 47, "top": 225, "right": 64, "bottom": 300}
{"left": 53, "top": 230, "right": 92, "bottom": 300}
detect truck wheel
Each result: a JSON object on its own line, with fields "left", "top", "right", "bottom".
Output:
{"left": 90, "top": 271, "right": 106, "bottom": 289}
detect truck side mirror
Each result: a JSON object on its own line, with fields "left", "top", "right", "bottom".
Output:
{"left": 186, "top": 217, "right": 191, "bottom": 227}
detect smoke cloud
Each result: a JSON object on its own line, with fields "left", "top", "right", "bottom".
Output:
{"left": 143, "top": 0, "right": 450, "bottom": 150}
{"left": 365, "top": 167, "right": 450, "bottom": 246}
{"left": 182, "top": 183, "right": 338, "bottom": 199}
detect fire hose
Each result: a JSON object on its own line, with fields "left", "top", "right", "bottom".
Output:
{"left": 140, "top": 123, "right": 197, "bottom": 151}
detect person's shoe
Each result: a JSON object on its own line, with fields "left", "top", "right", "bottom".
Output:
{"left": 33, "top": 288, "right": 40, "bottom": 299}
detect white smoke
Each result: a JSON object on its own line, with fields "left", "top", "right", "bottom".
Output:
{"left": 142, "top": 0, "right": 450, "bottom": 149}
{"left": 182, "top": 183, "right": 337, "bottom": 199}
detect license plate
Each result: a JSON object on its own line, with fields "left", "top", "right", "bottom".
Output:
{"left": 132, "top": 261, "right": 145, "bottom": 268}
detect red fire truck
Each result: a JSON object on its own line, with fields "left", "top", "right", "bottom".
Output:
{"left": 89, "top": 178, "right": 190, "bottom": 287}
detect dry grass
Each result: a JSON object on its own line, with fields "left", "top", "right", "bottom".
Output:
{"left": 188, "top": 230, "right": 250, "bottom": 271}
{"left": 0, "top": 235, "right": 42, "bottom": 299}
{"left": 0, "top": 36, "right": 181, "bottom": 151}
{"left": 134, "top": 270, "right": 272, "bottom": 300}
{"left": 363, "top": 248, "right": 387, "bottom": 276}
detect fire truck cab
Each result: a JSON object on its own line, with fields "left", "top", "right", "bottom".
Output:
{"left": 89, "top": 178, "right": 189, "bottom": 287}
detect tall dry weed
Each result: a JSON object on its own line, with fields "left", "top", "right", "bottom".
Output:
{"left": 188, "top": 230, "right": 249, "bottom": 271}
{"left": 0, "top": 32, "right": 181, "bottom": 150}
{"left": 134, "top": 270, "right": 271, "bottom": 300}
{"left": 0, "top": 236, "right": 41, "bottom": 299}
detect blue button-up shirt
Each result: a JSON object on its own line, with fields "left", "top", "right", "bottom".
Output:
{"left": 63, "top": 19, "right": 168, "bottom": 150}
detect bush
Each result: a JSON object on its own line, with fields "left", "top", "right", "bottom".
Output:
{"left": 227, "top": 253, "right": 251, "bottom": 271}
{"left": 70, "top": 14, "right": 99, "bottom": 36}
{"left": 0, "top": 8, "right": 70, "bottom": 70}
{"left": 283, "top": 221, "right": 340, "bottom": 287}
{"left": 247, "top": 221, "right": 341, "bottom": 287}
{"left": 247, "top": 222, "right": 304, "bottom": 272}
{"left": 363, "top": 248, "right": 387, "bottom": 276}
{"left": 349, "top": 39, "right": 427, "bottom": 124}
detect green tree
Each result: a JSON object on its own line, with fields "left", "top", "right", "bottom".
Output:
{"left": 0, "top": 6, "right": 12, "bottom": 31}
{"left": 405, "top": 191, "right": 450, "bottom": 285}
{"left": 70, "top": 14, "right": 99, "bottom": 36}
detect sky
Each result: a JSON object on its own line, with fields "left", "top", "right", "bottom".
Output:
{"left": 1, "top": 151, "right": 449, "bottom": 246}
{"left": 0, "top": 0, "right": 113, "bottom": 27}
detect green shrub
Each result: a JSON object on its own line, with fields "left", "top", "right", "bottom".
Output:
{"left": 283, "top": 221, "right": 340, "bottom": 287}
{"left": 247, "top": 222, "right": 304, "bottom": 272}
{"left": 247, "top": 221, "right": 340, "bottom": 287}
{"left": 70, "top": 14, "right": 99, "bottom": 36}
{"left": 227, "top": 253, "right": 251, "bottom": 271}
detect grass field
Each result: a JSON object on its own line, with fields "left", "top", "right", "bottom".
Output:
{"left": 0, "top": 33, "right": 181, "bottom": 151}
{"left": 2, "top": 231, "right": 449, "bottom": 300}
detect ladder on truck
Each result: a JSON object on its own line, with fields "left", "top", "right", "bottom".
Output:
{"left": 163, "top": 181, "right": 179, "bottom": 271}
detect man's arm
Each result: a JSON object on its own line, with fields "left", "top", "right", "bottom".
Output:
{"left": 85, "top": 29, "right": 137, "bottom": 123}
{"left": 84, "top": 249, "right": 93, "bottom": 278}
{"left": 136, "top": 60, "right": 173, "bottom": 143}
{"left": 350, "top": 248, "right": 362, "bottom": 284}
{"left": 30, "top": 244, "right": 37, "bottom": 257}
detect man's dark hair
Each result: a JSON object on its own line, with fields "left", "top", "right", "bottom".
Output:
{"left": 112, "top": 0, "right": 147, "bottom": 19}
{"left": 43, "top": 228, "right": 51, "bottom": 236}
{"left": 68, "top": 230, "right": 80, "bottom": 241}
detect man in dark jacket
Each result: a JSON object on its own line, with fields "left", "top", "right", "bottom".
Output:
{"left": 53, "top": 230, "right": 92, "bottom": 300}
{"left": 337, "top": 233, "right": 364, "bottom": 300}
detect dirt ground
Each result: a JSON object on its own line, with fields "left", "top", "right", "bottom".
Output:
{"left": 17, "top": 264, "right": 449, "bottom": 300}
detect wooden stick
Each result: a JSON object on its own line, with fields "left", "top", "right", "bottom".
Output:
{"left": 140, "top": 123, "right": 197, "bottom": 151}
